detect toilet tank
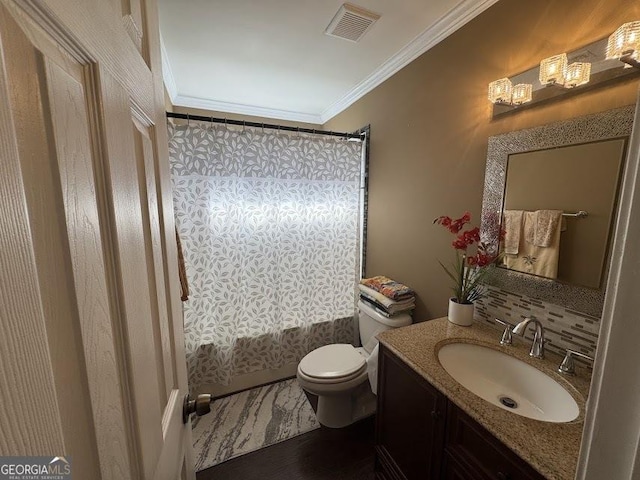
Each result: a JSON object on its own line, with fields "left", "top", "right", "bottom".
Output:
{"left": 358, "top": 300, "right": 412, "bottom": 353}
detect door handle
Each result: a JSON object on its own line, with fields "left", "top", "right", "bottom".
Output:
{"left": 182, "top": 394, "right": 212, "bottom": 423}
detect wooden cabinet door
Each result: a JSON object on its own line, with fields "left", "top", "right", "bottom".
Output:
{"left": 445, "top": 402, "right": 545, "bottom": 480}
{"left": 442, "top": 454, "right": 483, "bottom": 480}
{"left": 0, "top": 1, "right": 193, "bottom": 479}
{"left": 376, "top": 345, "right": 447, "bottom": 480}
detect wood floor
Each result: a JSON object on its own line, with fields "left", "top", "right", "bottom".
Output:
{"left": 195, "top": 415, "right": 376, "bottom": 480}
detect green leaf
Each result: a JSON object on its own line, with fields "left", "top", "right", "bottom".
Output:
{"left": 438, "top": 260, "right": 462, "bottom": 300}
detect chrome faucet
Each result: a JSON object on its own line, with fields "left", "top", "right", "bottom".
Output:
{"left": 558, "top": 349, "right": 594, "bottom": 375}
{"left": 512, "top": 316, "right": 545, "bottom": 359}
{"left": 494, "top": 318, "right": 514, "bottom": 346}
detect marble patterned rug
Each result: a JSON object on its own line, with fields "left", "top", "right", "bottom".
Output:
{"left": 193, "top": 378, "right": 320, "bottom": 471}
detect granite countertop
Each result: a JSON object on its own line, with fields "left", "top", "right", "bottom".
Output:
{"left": 378, "top": 317, "right": 592, "bottom": 480}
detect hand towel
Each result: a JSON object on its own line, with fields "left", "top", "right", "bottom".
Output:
{"left": 360, "top": 296, "right": 394, "bottom": 318}
{"left": 524, "top": 211, "right": 536, "bottom": 246}
{"left": 505, "top": 211, "right": 562, "bottom": 279}
{"left": 502, "top": 210, "right": 524, "bottom": 255}
{"left": 560, "top": 217, "right": 568, "bottom": 232}
{"left": 359, "top": 294, "right": 415, "bottom": 317}
{"left": 533, "top": 210, "right": 563, "bottom": 247}
{"left": 358, "top": 284, "right": 415, "bottom": 310}
{"left": 524, "top": 210, "right": 562, "bottom": 247}
{"left": 360, "top": 276, "right": 414, "bottom": 301}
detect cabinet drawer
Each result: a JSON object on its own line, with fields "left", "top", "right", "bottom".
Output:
{"left": 445, "top": 403, "right": 545, "bottom": 480}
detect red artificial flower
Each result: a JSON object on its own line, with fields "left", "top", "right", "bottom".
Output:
{"left": 450, "top": 226, "right": 480, "bottom": 251}
{"left": 433, "top": 215, "right": 452, "bottom": 227}
{"left": 434, "top": 212, "right": 471, "bottom": 234}
{"left": 463, "top": 227, "right": 480, "bottom": 244}
{"left": 435, "top": 211, "right": 499, "bottom": 304}
{"left": 449, "top": 212, "right": 471, "bottom": 234}
{"left": 473, "top": 241, "right": 495, "bottom": 267}
{"left": 476, "top": 252, "right": 492, "bottom": 267}
{"left": 452, "top": 237, "right": 468, "bottom": 250}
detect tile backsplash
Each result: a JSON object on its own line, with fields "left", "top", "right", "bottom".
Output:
{"left": 475, "top": 285, "right": 600, "bottom": 362}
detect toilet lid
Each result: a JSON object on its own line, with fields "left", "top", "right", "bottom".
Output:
{"left": 299, "top": 344, "right": 366, "bottom": 380}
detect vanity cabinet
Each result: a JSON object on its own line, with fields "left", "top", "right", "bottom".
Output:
{"left": 376, "top": 345, "right": 545, "bottom": 480}
{"left": 375, "top": 344, "right": 447, "bottom": 479}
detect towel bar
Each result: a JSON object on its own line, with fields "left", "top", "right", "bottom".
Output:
{"left": 562, "top": 211, "right": 588, "bottom": 218}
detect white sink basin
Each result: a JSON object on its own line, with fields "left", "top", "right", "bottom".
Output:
{"left": 438, "top": 343, "right": 579, "bottom": 423}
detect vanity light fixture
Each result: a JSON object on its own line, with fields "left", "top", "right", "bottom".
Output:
{"left": 488, "top": 80, "right": 532, "bottom": 106}
{"left": 489, "top": 23, "right": 640, "bottom": 116}
{"left": 511, "top": 83, "right": 533, "bottom": 104}
{"left": 539, "top": 53, "right": 568, "bottom": 86}
{"left": 488, "top": 77, "right": 513, "bottom": 104}
{"left": 606, "top": 21, "right": 640, "bottom": 68}
{"left": 565, "top": 62, "right": 592, "bottom": 88}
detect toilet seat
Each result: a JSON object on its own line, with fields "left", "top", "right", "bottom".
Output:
{"left": 298, "top": 344, "right": 366, "bottom": 384}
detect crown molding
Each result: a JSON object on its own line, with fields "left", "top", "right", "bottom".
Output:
{"left": 320, "top": 0, "right": 500, "bottom": 123}
{"left": 160, "top": 34, "right": 177, "bottom": 101}
{"left": 172, "top": 95, "right": 323, "bottom": 125}
{"left": 161, "top": 0, "right": 499, "bottom": 124}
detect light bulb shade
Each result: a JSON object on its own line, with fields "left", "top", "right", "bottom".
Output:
{"left": 512, "top": 84, "right": 533, "bottom": 105}
{"left": 565, "top": 62, "right": 591, "bottom": 88}
{"left": 606, "top": 21, "right": 640, "bottom": 59}
{"left": 488, "top": 78, "right": 513, "bottom": 104}
{"left": 539, "top": 53, "right": 568, "bottom": 85}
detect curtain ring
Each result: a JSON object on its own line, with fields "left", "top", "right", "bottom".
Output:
{"left": 186, "top": 113, "right": 190, "bottom": 126}
{"left": 242, "top": 120, "right": 246, "bottom": 135}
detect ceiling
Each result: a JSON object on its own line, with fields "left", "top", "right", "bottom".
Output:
{"left": 158, "top": 0, "right": 499, "bottom": 124}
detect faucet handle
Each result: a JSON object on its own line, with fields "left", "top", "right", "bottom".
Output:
{"left": 558, "top": 349, "right": 594, "bottom": 375}
{"left": 494, "top": 318, "right": 514, "bottom": 346}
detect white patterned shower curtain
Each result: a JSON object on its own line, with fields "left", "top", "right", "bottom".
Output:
{"left": 168, "top": 121, "right": 363, "bottom": 389}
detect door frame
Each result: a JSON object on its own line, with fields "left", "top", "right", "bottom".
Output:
{"left": 577, "top": 86, "right": 640, "bottom": 479}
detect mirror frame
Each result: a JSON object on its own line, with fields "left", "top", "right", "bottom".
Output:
{"left": 480, "top": 105, "right": 635, "bottom": 318}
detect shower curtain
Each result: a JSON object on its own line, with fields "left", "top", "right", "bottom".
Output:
{"left": 168, "top": 121, "right": 364, "bottom": 389}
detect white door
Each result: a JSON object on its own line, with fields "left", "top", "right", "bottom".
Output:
{"left": 0, "top": 1, "right": 195, "bottom": 479}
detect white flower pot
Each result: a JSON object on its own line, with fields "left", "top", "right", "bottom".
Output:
{"left": 448, "top": 298, "right": 475, "bottom": 326}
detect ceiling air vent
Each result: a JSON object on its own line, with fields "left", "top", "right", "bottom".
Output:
{"left": 325, "top": 3, "right": 381, "bottom": 43}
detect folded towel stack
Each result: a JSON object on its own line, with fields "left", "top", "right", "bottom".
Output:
{"left": 359, "top": 276, "right": 415, "bottom": 318}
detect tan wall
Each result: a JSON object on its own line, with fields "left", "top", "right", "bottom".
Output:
{"left": 324, "top": 0, "right": 640, "bottom": 321}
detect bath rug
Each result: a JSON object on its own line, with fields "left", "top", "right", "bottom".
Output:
{"left": 193, "top": 378, "right": 320, "bottom": 471}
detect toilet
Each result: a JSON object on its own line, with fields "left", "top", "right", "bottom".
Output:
{"left": 297, "top": 299, "right": 412, "bottom": 428}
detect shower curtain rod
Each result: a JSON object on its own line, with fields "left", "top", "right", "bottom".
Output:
{"left": 165, "top": 112, "right": 364, "bottom": 140}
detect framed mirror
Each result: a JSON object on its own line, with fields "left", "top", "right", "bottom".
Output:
{"left": 480, "top": 105, "right": 635, "bottom": 317}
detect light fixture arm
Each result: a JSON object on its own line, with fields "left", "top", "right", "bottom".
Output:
{"left": 620, "top": 53, "right": 640, "bottom": 69}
